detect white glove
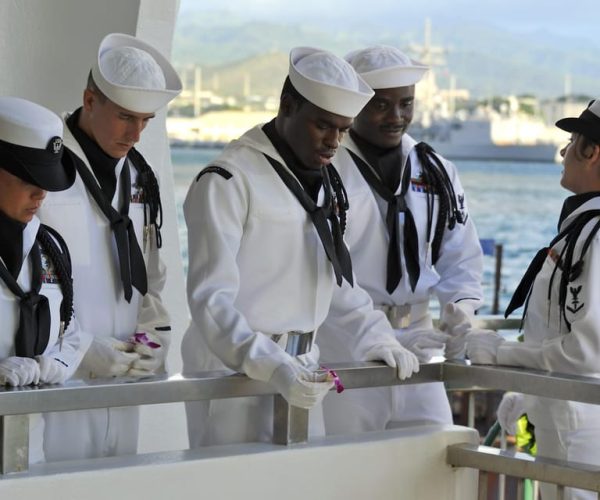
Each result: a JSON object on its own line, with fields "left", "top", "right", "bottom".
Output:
{"left": 465, "top": 330, "right": 505, "bottom": 364}
{"left": 80, "top": 336, "right": 141, "bottom": 378}
{"left": 0, "top": 356, "right": 40, "bottom": 386}
{"left": 497, "top": 392, "right": 526, "bottom": 435}
{"left": 269, "top": 362, "right": 334, "bottom": 409}
{"left": 128, "top": 331, "right": 171, "bottom": 376}
{"left": 440, "top": 303, "right": 475, "bottom": 359}
{"left": 445, "top": 335, "right": 468, "bottom": 360}
{"left": 36, "top": 355, "right": 70, "bottom": 385}
{"left": 364, "top": 342, "right": 420, "bottom": 380}
{"left": 397, "top": 328, "right": 450, "bottom": 363}
{"left": 296, "top": 344, "right": 320, "bottom": 371}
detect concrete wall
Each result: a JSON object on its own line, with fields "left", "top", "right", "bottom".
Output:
{"left": 0, "top": 426, "right": 479, "bottom": 500}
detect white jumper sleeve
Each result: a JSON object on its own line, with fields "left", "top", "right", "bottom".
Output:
{"left": 432, "top": 157, "right": 484, "bottom": 314}
{"left": 326, "top": 278, "right": 404, "bottom": 359}
{"left": 136, "top": 169, "right": 171, "bottom": 335}
{"left": 43, "top": 315, "right": 92, "bottom": 380}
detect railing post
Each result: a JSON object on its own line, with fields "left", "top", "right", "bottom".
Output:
{"left": 272, "top": 395, "right": 309, "bottom": 445}
{"left": 499, "top": 430, "right": 507, "bottom": 499}
{"left": 478, "top": 471, "right": 489, "bottom": 500}
{"left": 0, "top": 415, "right": 29, "bottom": 474}
{"left": 468, "top": 392, "right": 476, "bottom": 428}
{"left": 492, "top": 243, "right": 503, "bottom": 314}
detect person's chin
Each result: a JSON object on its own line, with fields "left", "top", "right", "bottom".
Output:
{"left": 111, "top": 143, "right": 132, "bottom": 158}
{"left": 20, "top": 212, "right": 35, "bottom": 223}
{"left": 378, "top": 132, "right": 403, "bottom": 148}
{"left": 316, "top": 153, "right": 335, "bottom": 167}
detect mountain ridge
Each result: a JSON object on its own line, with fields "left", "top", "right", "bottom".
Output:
{"left": 172, "top": 9, "right": 600, "bottom": 99}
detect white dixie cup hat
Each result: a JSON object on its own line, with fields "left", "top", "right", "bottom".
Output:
{"left": 345, "top": 45, "right": 429, "bottom": 89}
{"left": 91, "top": 33, "right": 182, "bottom": 113}
{"left": 288, "top": 46, "right": 374, "bottom": 118}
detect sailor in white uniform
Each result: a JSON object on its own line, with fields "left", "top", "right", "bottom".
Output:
{"left": 467, "top": 99, "right": 600, "bottom": 500}
{"left": 318, "top": 46, "right": 484, "bottom": 433}
{"left": 182, "top": 47, "right": 420, "bottom": 447}
{"left": 0, "top": 96, "right": 91, "bottom": 463}
{"left": 38, "top": 33, "right": 182, "bottom": 461}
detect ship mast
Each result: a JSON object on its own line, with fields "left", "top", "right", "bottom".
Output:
{"left": 407, "top": 18, "right": 447, "bottom": 126}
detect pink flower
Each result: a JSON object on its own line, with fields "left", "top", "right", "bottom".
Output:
{"left": 132, "top": 332, "right": 161, "bottom": 349}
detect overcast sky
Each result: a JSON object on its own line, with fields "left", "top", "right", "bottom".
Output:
{"left": 179, "top": 0, "right": 599, "bottom": 40}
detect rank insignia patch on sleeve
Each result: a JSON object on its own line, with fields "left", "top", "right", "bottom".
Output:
{"left": 196, "top": 166, "right": 233, "bottom": 182}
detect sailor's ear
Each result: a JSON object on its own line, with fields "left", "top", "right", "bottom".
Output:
{"left": 83, "top": 88, "right": 95, "bottom": 112}
{"left": 280, "top": 94, "right": 297, "bottom": 117}
{"left": 590, "top": 143, "right": 600, "bottom": 166}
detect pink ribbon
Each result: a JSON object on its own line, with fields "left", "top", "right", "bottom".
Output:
{"left": 321, "top": 366, "right": 344, "bottom": 393}
{"left": 132, "top": 332, "right": 161, "bottom": 349}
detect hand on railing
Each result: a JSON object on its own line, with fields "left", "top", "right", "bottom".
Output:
{"left": 36, "top": 355, "right": 69, "bottom": 384}
{"left": 465, "top": 330, "right": 505, "bottom": 364}
{"left": 268, "top": 362, "right": 334, "bottom": 409}
{"left": 363, "top": 342, "right": 420, "bottom": 380}
{"left": 497, "top": 392, "right": 526, "bottom": 435}
{"left": 0, "top": 356, "right": 40, "bottom": 386}
{"left": 80, "top": 336, "right": 141, "bottom": 378}
{"left": 396, "top": 328, "right": 449, "bottom": 363}
{"left": 440, "top": 303, "right": 475, "bottom": 359}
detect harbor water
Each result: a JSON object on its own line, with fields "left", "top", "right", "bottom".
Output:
{"left": 171, "top": 147, "right": 565, "bottom": 315}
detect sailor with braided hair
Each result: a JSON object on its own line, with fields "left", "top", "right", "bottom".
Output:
{"left": 37, "top": 33, "right": 181, "bottom": 461}
{"left": 467, "top": 100, "right": 600, "bottom": 500}
{"left": 182, "top": 47, "right": 419, "bottom": 447}
{"left": 318, "top": 45, "right": 484, "bottom": 433}
{"left": 0, "top": 96, "right": 91, "bottom": 463}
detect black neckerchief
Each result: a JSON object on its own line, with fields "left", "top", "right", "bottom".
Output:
{"left": 63, "top": 147, "right": 148, "bottom": 302}
{"left": 350, "top": 129, "right": 402, "bottom": 192}
{"left": 506, "top": 200, "right": 600, "bottom": 332}
{"left": 0, "top": 209, "right": 26, "bottom": 279}
{"left": 558, "top": 192, "right": 600, "bottom": 229}
{"left": 0, "top": 226, "right": 50, "bottom": 357}
{"left": 261, "top": 121, "right": 353, "bottom": 287}
{"left": 262, "top": 120, "right": 323, "bottom": 202}
{"left": 67, "top": 108, "right": 119, "bottom": 200}
{"left": 346, "top": 143, "right": 420, "bottom": 293}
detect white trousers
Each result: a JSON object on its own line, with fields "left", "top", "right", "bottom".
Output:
{"left": 185, "top": 396, "right": 325, "bottom": 447}
{"left": 323, "top": 381, "right": 452, "bottom": 435}
{"left": 43, "top": 407, "right": 139, "bottom": 461}
{"left": 535, "top": 426, "right": 600, "bottom": 500}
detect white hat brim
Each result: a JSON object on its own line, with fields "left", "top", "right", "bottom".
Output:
{"left": 360, "top": 62, "right": 429, "bottom": 89}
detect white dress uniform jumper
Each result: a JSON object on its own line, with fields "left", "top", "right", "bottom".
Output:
{"left": 0, "top": 96, "right": 91, "bottom": 463}
{"left": 503, "top": 194, "right": 600, "bottom": 500}
{"left": 37, "top": 32, "right": 180, "bottom": 461}
{"left": 181, "top": 124, "right": 409, "bottom": 446}
{"left": 38, "top": 117, "right": 170, "bottom": 460}
{"left": 0, "top": 218, "right": 91, "bottom": 462}
{"left": 319, "top": 132, "right": 483, "bottom": 432}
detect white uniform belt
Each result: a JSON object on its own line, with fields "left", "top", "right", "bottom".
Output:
{"left": 375, "top": 302, "right": 429, "bottom": 329}
{"left": 271, "top": 330, "right": 314, "bottom": 357}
